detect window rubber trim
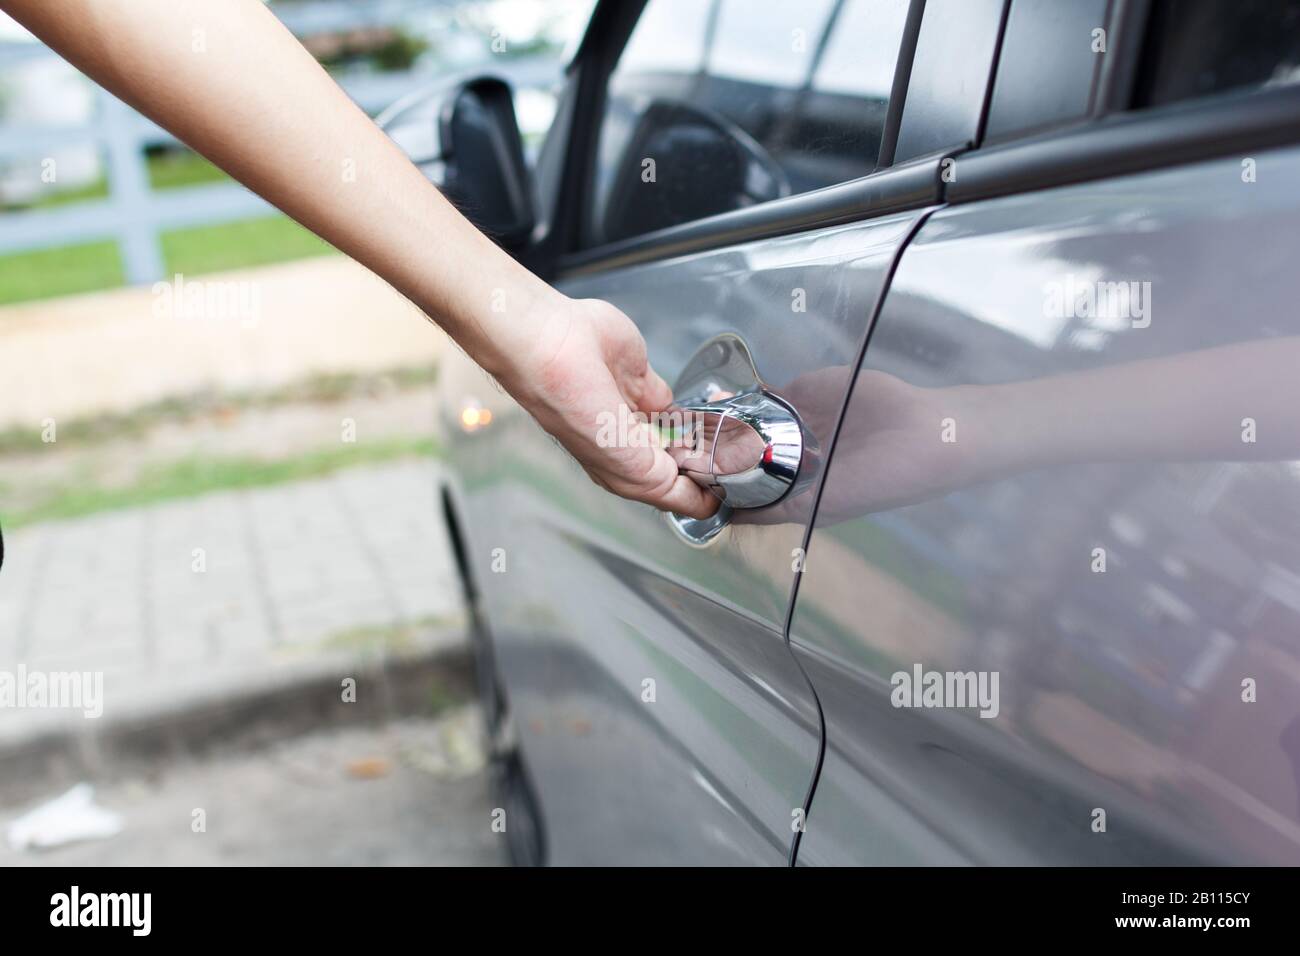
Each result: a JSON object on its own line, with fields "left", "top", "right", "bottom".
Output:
{"left": 945, "top": 84, "right": 1300, "bottom": 205}
{"left": 875, "top": 0, "right": 928, "bottom": 169}
{"left": 1092, "top": 0, "right": 1151, "bottom": 115}
{"left": 557, "top": 152, "right": 944, "bottom": 278}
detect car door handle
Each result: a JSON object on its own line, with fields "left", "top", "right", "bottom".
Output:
{"left": 668, "top": 389, "right": 803, "bottom": 509}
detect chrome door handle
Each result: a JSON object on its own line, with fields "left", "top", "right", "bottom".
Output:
{"left": 669, "top": 389, "right": 803, "bottom": 509}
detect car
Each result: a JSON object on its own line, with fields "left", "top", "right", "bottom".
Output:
{"left": 380, "top": 0, "right": 1300, "bottom": 865}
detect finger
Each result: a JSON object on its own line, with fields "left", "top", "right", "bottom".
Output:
{"left": 601, "top": 446, "right": 720, "bottom": 519}
{"left": 647, "top": 473, "right": 721, "bottom": 519}
{"left": 640, "top": 449, "right": 721, "bottom": 518}
{"left": 638, "top": 364, "right": 674, "bottom": 413}
{"left": 667, "top": 441, "right": 710, "bottom": 470}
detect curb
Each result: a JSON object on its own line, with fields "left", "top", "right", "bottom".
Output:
{"left": 0, "top": 642, "right": 476, "bottom": 809}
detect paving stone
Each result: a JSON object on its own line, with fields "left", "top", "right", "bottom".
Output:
{"left": 1, "top": 460, "right": 462, "bottom": 742}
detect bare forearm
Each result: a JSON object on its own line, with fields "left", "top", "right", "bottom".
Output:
{"left": 3, "top": 0, "right": 555, "bottom": 375}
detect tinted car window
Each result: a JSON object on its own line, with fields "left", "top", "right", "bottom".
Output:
{"left": 984, "top": 0, "right": 1108, "bottom": 142}
{"left": 1134, "top": 0, "right": 1300, "bottom": 108}
{"left": 585, "top": 0, "right": 910, "bottom": 247}
{"left": 891, "top": 0, "right": 1005, "bottom": 162}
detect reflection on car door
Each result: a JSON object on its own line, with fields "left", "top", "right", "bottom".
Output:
{"left": 790, "top": 148, "right": 1300, "bottom": 865}
{"left": 444, "top": 0, "right": 946, "bottom": 866}
{"left": 454, "top": 209, "right": 924, "bottom": 864}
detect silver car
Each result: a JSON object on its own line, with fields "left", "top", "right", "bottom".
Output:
{"left": 384, "top": 0, "right": 1300, "bottom": 865}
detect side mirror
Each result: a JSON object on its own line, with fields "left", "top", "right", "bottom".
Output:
{"left": 601, "top": 100, "right": 790, "bottom": 245}
{"left": 379, "top": 76, "right": 535, "bottom": 252}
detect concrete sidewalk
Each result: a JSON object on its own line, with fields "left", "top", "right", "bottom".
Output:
{"left": 0, "top": 457, "right": 464, "bottom": 757}
{"left": 0, "top": 256, "right": 445, "bottom": 429}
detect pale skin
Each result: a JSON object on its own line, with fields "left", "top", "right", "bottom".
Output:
{"left": 2, "top": 0, "right": 718, "bottom": 519}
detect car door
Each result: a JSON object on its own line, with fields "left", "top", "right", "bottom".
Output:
{"left": 442, "top": 0, "right": 989, "bottom": 864}
{"left": 788, "top": 0, "right": 1300, "bottom": 864}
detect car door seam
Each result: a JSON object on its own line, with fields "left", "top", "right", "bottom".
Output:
{"left": 782, "top": 204, "right": 939, "bottom": 866}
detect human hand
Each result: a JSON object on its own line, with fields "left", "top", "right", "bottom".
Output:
{"left": 498, "top": 296, "right": 720, "bottom": 520}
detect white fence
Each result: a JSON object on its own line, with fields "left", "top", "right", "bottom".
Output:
{"left": 0, "top": 0, "right": 558, "bottom": 284}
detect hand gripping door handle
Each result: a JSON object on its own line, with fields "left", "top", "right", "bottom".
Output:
{"left": 668, "top": 389, "right": 803, "bottom": 509}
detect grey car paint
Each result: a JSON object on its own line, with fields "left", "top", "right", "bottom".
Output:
{"left": 791, "top": 146, "right": 1300, "bottom": 865}
{"left": 445, "top": 207, "right": 927, "bottom": 864}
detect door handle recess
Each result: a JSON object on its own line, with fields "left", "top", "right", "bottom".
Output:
{"left": 669, "top": 389, "right": 802, "bottom": 509}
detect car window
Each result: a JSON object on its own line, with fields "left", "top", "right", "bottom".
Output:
{"left": 707, "top": 0, "right": 836, "bottom": 86}
{"left": 1134, "top": 0, "right": 1300, "bottom": 108}
{"left": 584, "top": 0, "right": 911, "bottom": 248}
{"left": 983, "top": 0, "right": 1108, "bottom": 142}
{"left": 891, "top": 0, "right": 1005, "bottom": 162}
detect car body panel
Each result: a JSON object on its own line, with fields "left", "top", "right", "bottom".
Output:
{"left": 440, "top": 208, "right": 926, "bottom": 863}
{"left": 790, "top": 146, "right": 1300, "bottom": 865}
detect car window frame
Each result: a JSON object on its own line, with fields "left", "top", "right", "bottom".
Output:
{"left": 945, "top": 0, "right": 1300, "bottom": 205}
{"left": 890, "top": 0, "right": 1010, "bottom": 163}
{"left": 980, "top": 0, "right": 1111, "bottom": 146}
{"left": 554, "top": 0, "right": 939, "bottom": 278}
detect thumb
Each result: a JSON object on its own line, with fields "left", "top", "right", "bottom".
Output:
{"left": 638, "top": 364, "right": 675, "bottom": 413}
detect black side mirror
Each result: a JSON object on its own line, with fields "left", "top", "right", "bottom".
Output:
{"left": 601, "top": 100, "right": 790, "bottom": 245}
{"left": 380, "top": 76, "right": 535, "bottom": 252}
{"left": 441, "top": 78, "right": 535, "bottom": 250}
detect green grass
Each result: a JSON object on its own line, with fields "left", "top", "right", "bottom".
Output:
{"left": 3, "top": 435, "right": 440, "bottom": 530}
{"left": 160, "top": 215, "right": 337, "bottom": 276}
{"left": 0, "top": 241, "right": 125, "bottom": 306}
{"left": 145, "top": 150, "right": 229, "bottom": 191}
{"left": 7, "top": 175, "right": 111, "bottom": 211}
{"left": 0, "top": 214, "right": 337, "bottom": 305}
{"left": 0, "top": 149, "right": 338, "bottom": 304}
{"left": 0, "top": 363, "right": 439, "bottom": 457}
{"left": 1, "top": 151, "right": 225, "bottom": 212}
